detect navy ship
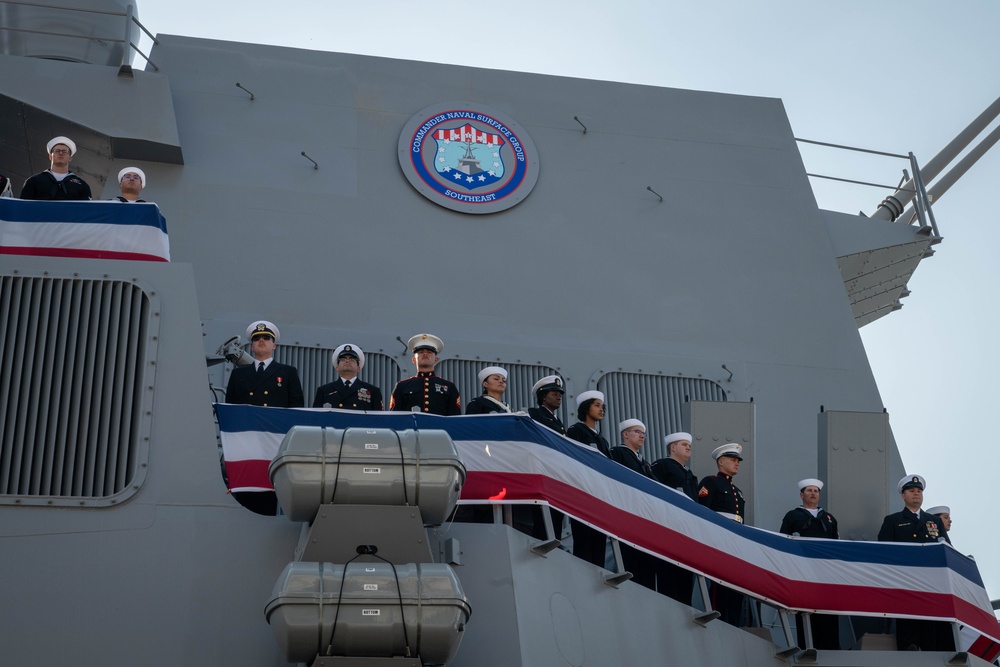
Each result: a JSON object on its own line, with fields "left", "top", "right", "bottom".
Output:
{"left": 1, "top": 2, "right": 998, "bottom": 665}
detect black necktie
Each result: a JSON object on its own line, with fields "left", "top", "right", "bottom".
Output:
{"left": 344, "top": 380, "right": 352, "bottom": 389}
{"left": 257, "top": 362, "right": 264, "bottom": 374}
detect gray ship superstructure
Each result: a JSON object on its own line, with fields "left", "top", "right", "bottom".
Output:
{"left": 1, "top": 2, "right": 998, "bottom": 666}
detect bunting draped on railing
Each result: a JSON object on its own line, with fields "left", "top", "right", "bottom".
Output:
{"left": 215, "top": 404, "right": 1000, "bottom": 657}
{"left": 0, "top": 198, "right": 170, "bottom": 262}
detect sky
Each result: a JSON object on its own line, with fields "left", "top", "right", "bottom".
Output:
{"left": 134, "top": 0, "right": 1000, "bottom": 602}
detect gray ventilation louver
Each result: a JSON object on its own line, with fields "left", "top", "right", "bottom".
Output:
{"left": 0, "top": 275, "right": 157, "bottom": 505}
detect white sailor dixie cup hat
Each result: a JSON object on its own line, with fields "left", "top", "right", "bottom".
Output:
{"left": 332, "top": 343, "right": 365, "bottom": 370}
{"left": 117, "top": 166, "right": 146, "bottom": 188}
{"left": 712, "top": 443, "right": 743, "bottom": 460}
{"left": 618, "top": 418, "right": 645, "bottom": 434}
{"left": 478, "top": 366, "right": 507, "bottom": 383}
{"left": 926, "top": 505, "right": 950, "bottom": 516}
{"left": 531, "top": 375, "right": 564, "bottom": 396}
{"left": 407, "top": 333, "right": 443, "bottom": 354}
{"left": 575, "top": 390, "right": 604, "bottom": 408}
{"left": 246, "top": 320, "right": 279, "bottom": 343}
{"left": 898, "top": 474, "right": 925, "bottom": 493}
{"left": 798, "top": 478, "right": 823, "bottom": 491}
{"left": 663, "top": 432, "right": 692, "bottom": 447}
{"left": 47, "top": 136, "right": 77, "bottom": 156}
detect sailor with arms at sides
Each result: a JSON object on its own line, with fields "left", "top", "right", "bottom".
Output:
{"left": 566, "top": 390, "right": 611, "bottom": 457}
{"left": 649, "top": 431, "right": 699, "bottom": 606}
{"left": 607, "top": 419, "right": 658, "bottom": 590}
{"left": 389, "top": 333, "right": 461, "bottom": 415}
{"left": 113, "top": 167, "right": 147, "bottom": 202}
{"left": 652, "top": 432, "right": 698, "bottom": 500}
{"left": 565, "top": 390, "right": 610, "bottom": 567}
{"left": 527, "top": 375, "right": 566, "bottom": 434}
{"left": 779, "top": 478, "right": 840, "bottom": 650}
{"left": 20, "top": 136, "right": 92, "bottom": 200}
{"left": 225, "top": 320, "right": 305, "bottom": 408}
{"left": 223, "top": 320, "right": 304, "bottom": 516}
{"left": 697, "top": 443, "right": 747, "bottom": 626}
{"left": 313, "top": 344, "right": 383, "bottom": 411}
{"left": 877, "top": 474, "right": 954, "bottom": 652}
{"left": 465, "top": 366, "right": 511, "bottom": 414}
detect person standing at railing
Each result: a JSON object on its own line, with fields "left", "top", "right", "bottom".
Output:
{"left": 566, "top": 390, "right": 610, "bottom": 567}
{"left": 650, "top": 432, "right": 699, "bottom": 606}
{"left": 527, "top": 375, "right": 566, "bottom": 434}
{"left": 609, "top": 419, "right": 658, "bottom": 590}
{"left": 225, "top": 320, "right": 305, "bottom": 409}
{"left": 113, "top": 167, "right": 147, "bottom": 202}
{"left": 0, "top": 173, "right": 11, "bottom": 197}
{"left": 780, "top": 478, "right": 840, "bottom": 649}
{"left": 19, "top": 136, "right": 92, "bottom": 200}
{"left": 465, "top": 366, "right": 511, "bottom": 414}
{"left": 389, "top": 333, "right": 461, "bottom": 415}
{"left": 877, "top": 474, "right": 954, "bottom": 652}
{"left": 926, "top": 505, "right": 952, "bottom": 532}
{"left": 697, "top": 443, "right": 747, "bottom": 626}
{"left": 313, "top": 344, "right": 383, "bottom": 411}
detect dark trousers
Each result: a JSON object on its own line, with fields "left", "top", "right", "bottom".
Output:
{"left": 621, "top": 544, "right": 657, "bottom": 590}
{"left": 711, "top": 582, "right": 744, "bottom": 626}
{"left": 796, "top": 612, "right": 840, "bottom": 650}
{"left": 656, "top": 561, "right": 694, "bottom": 606}
{"left": 571, "top": 519, "right": 606, "bottom": 567}
{"left": 896, "top": 618, "right": 955, "bottom": 651}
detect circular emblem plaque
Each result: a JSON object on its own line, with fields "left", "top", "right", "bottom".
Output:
{"left": 398, "top": 102, "right": 540, "bottom": 214}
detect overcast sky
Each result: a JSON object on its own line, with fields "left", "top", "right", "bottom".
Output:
{"left": 135, "top": 0, "right": 1000, "bottom": 602}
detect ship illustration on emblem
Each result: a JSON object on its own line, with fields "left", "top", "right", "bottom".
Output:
{"left": 433, "top": 123, "right": 505, "bottom": 191}
{"left": 398, "top": 102, "right": 540, "bottom": 214}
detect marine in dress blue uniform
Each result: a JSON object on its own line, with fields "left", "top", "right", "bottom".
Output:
{"left": 697, "top": 443, "right": 747, "bottom": 626}
{"left": 313, "top": 344, "right": 383, "bottom": 411}
{"left": 389, "top": 334, "right": 461, "bottom": 415}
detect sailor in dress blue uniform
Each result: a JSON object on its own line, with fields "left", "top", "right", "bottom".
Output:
{"left": 313, "top": 343, "right": 383, "bottom": 410}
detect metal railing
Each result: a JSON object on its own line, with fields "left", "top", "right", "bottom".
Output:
{"left": 796, "top": 137, "right": 940, "bottom": 237}
{"left": 0, "top": 1, "right": 159, "bottom": 73}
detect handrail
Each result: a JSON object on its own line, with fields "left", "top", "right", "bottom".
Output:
{"left": 795, "top": 136, "right": 939, "bottom": 234}
{"left": 0, "top": 1, "right": 159, "bottom": 72}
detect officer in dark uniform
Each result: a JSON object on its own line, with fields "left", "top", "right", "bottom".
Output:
{"left": 313, "top": 343, "right": 384, "bottom": 410}
{"left": 465, "top": 366, "right": 512, "bottom": 414}
{"left": 20, "top": 136, "right": 92, "bottom": 200}
{"left": 650, "top": 431, "right": 698, "bottom": 606}
{"left": 224, "top": 320, "right": 304, "bottom": 515}
{"left": 389, "top": 333, "right": 461, "bottom": 415}
{"left": 527, "top": 375, "right": 566, "bottom": 434}
{"left": 652, "top": 432, "right": 698, "bottom": 500}
{"left": 608, "top": 419, "right": 659, "bottom": 590}
{"left": 225, "top": 320, "right": 305, "bottom": 408}
{"left": 779, "top": 478, "right": 840, "bottom": 649}
{"left": 697, "top": 443, "right": 747, "bottom": 625}
{"left": 565, "top": 390, "right": 610, "bottom": 567}
{"left": 878, "top": 474, "right": 954, "bottom": 652}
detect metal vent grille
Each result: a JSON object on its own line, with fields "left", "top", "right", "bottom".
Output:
{"left": 0, "top": 275, "right": 157, "bottom": 504}
{"left": 274, "top": 346, "right": 403, "bottom": 407}
{"left": 436, "top": 359, "right": 564, "bottom": 418}
{"left": 597, "top": 372, "right": 726, "bottom": 461}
